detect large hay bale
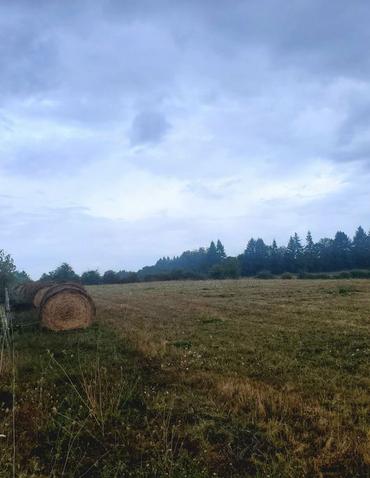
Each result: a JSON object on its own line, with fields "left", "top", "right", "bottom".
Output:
{"left": 10, "top": 282, "right": 39, "bottom": 306}
{"left": 10, "top": 284, "right": 26, "bottom": 305}
{"left": 10, "top": 281, "right": 94, "bottom": 331}
{"left": 39, "top": 284, "right": 95, "bottom": 331}
{"left": 11, "top": 281, "right": 54, "bottom": 306}
{"left": 33, "top": 282, "right": 85, "bottom": 308}
{"left": 20, "top": 282, "right": 40, "bottom": 303}
{"left": 33, "top": 286, "right": 51, "bottom": 308}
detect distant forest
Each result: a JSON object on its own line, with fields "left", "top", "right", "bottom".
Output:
{"left": 39, "top": 225, "right": 370, "bottom": 284}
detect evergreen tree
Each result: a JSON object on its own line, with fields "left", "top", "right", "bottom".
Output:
{"left": 269, "top": 239, "right": 282, "bottom": 274}
{"left": 305, "top": 231, "right": 314, "bottom": 252}
{"left": 207, "top": 241, "right": 220, "bottom": 269}
{"left": 284, "top": 233, "right": 303, "bottom": 272}
{"left": 304, "top": 231, "right": 317, "bottom": 272}
{"left": 333, "top": 231, "right": 352, "bottom": 270}
{"left": 285, "top": 236, "right": 296, "bottom": 272}
{"left": 316, "top": 238, "right": 334, "bottom": 271}
{"left": 241, "top": 238, "right": 257, "bottom": 276}
{"left": 216, "top": 240, "right": 226, "bottom": 259}
{"left": 352, "top": 226, "right": 370, "bottom": 268}
{"left": 254, "top": 238, "right": 269, "bottom": 272}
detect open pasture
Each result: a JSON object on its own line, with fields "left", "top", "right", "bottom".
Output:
{"left": 1, "top": 279, "right": 369, "bottom": 477}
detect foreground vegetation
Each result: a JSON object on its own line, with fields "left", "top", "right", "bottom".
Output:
{"left": 1, "top": 279, "right": 369, "bottom": 476}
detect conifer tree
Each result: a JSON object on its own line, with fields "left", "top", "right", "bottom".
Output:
{"left": 285, "top": 236, "right": 297, "bottom": 272}
{"left": 353, "top": 226, "right": 370, "bottom": 268}
{"left": 206, "top": 241, "right": 219, "bottom": 269}
{"left": 304, "top": 231, "right": 316, "bottom": 271}
{"left": 216, "top": 240, "right": 226, "bottom": 259}
{"left": 269, "top": 239, "right": 281, "bottom": 274}
{"left": 333, "top": 231, "right": 352, "bottom": 270}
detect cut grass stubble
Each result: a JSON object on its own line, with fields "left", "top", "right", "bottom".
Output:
{"left": 0, "top": 279, "right": 369, "bottom": 477}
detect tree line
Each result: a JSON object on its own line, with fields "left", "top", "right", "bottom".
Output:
{"left": 1, "top": 226, "right": 370, "bottom": 288}
{"left": 39, "top": 225, "right": 370, "bottom": 284}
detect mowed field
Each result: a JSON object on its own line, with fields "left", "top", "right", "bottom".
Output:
{"left": 1, "top": 279, "right": 370, "bottom": 477}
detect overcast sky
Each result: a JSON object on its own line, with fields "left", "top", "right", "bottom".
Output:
{"left": 1, "top": 0, "right": 370, "bottom": 278}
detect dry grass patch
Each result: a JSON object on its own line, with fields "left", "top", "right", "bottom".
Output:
{"left": 87, "top": 279, "right": 370, "bottom": 476}
{"left": 215, "top": 376, "right": 366, "bottom": 474}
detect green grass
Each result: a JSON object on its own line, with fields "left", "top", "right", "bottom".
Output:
{"left": 1, "top": 279, "right": 369, "bottom": 477}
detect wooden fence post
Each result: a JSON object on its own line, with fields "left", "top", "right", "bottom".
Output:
{"left": 1, "top": 288, "right": 10, "bottom": 338}
{"left": 5, "top": 287, "right": 10, "bottom": 313}
{"left": 0, "top": 306, "right": 8, "bottom": 337}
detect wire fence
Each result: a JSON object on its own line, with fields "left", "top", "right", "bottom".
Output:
{"left": 0, "top": 287, "right": 17, "bottom": 478}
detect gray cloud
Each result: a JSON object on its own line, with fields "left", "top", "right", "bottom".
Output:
{"left": 0, "top": 0, "right": 370, "bottom": 275}
{"left": 129, "top": 111, "right": 171, "bottom": 146}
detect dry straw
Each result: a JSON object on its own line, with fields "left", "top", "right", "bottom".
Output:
{"left": 39, "top": 284, "right": 95, "bottom": 331}
{"left": 32, "top": 282, "right": 84, "bottom": 308}
{"left": 33, "top": 286, "right": 51, "bottom": 308}
{"left": 11, "top": 281, "right": 53, "bottom": 306}
{"left": 10, "top": 281, "right": 95, "bottom": 331}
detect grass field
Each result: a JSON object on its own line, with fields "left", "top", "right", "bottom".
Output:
{"left": 0, "top": 279, "right": 369, "bottom": 477}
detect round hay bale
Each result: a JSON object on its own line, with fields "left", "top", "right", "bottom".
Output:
{"left": 39, "top": 284, "right": 95, "bottom": 331}
{"left": 33, "top": 286, "right": 51, "bottom": 308}
{"left": 9, "top": 282, "right": 43, "bottom": 306}
{"left": 21, "top": 282, "right": 38, "bottom": 303}
{"left": 9, "top": 284, "right": 25, "bottom": 305}
{"left": 33, "top": 282, "right": 85, "bottom": 308}
{"left": 17, "top": 281, "right": 54, "bottom": 305}
{"left": 54, "top": 282, "right": 86, "bottom": 292}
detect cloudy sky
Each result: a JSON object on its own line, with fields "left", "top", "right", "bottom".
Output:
{"left": 1, "top": 0, "right": 370, "bottom": 277}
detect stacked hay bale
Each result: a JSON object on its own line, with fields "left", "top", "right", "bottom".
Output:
{"left": 10, "top": 281, "right": 95, "bottom": 331}
{"left": 33, "top": 283, "right": 54, "bottom": 308}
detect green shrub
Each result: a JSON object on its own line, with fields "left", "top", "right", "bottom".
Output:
{"left": 338, "top": 287, "right": 354, "bottom": 295}
{"left": 335, "top": 271, "right": 351, "bottom": 279}
{"left": 298, "top": 272, "right": 332, "bottom": 279}
{"left": 299, "top": 270, "right": 370, "bottom": 280}
{"left": 255, "top": 270, "right": 275, "bottom": 279}
{"left": 281, "top": 272, "right": 294, "bottom": 279}
{"left": 313, "top": 273, "right": 332, "bottom": 279}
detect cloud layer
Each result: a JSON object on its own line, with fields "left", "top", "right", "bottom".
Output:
{"left": 1, "top": 0, "right": 370, "bottom": 277}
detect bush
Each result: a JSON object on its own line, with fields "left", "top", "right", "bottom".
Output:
{"left": 81, "top": 270, "right": 102, "bottom": 285}
{"left": 314, "top": 273, "right": 332, "bottom": 279}
{"left": 281, "top": 272, "right": 294, "bottom": 279}
{"left": 297, "top": 272, "right": 332, "bottom": 280}
{"left": 298, "top": 270, "right": 370, "bottom": 280}
{"left": 209, "top": 258, "right": 241, "bottom": 279}
{"left": 350, "top": 270, "right": 370, "bottom": 279}
{"left": 297, "top": 272, "right": 308, "bottom": 279}
{"left": 255, "top": 270, "right": 275, "bottom": 279}
{"left": 335, "top": 271, "right": 351, "bottom": 279}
